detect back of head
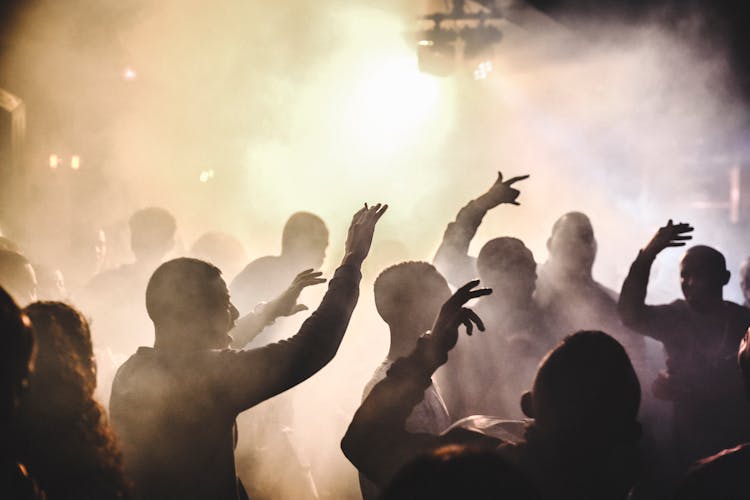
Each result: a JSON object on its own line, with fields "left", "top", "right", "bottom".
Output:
{"left": 0, "top": 286, "right": 34, "bottom": 423}
{"left": 530, "top": 331, "right": 640, "bottom": 438}
{"left": 24, "top": 302, "right": 95, "bottom": 389}
{"left": 0, "top": 250, "right": 36, "bottom": 305}
{"left": 382, "top": 444, "right": 539, "bottom": 500}
{"left": 374, "top": 261, "right": 450, "bottom": 333}
{"left": 547, "top": 211, "right": 596, "bottom": 274}
{"left": 190, "top": 231, "right": 247, "bottom": 279}
{"left": 129, "top": 207, "right": 177, "bottom": 263}
{"left": 477, "top": 237, "right": 536, "bottom": 298}
{"left": 680, "top": 245, "right": 729, "bottom": 309}
{"left": 146, "top": 257, "right": 223, "bottom": 344}
{"left": 281, "top": 212, "right": 329, "bottom": 266}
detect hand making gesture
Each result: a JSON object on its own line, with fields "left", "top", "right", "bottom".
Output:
{"left": 430, "top": 280, "right": 492, "bottom": 352}
{"left": 478, "top": 171, "right": 530, "bottom": 209}
{"left": 343, "top": 203, "right": 388, "bottom": 267}
{"left": 643, "top": 219, "right": 694, "bottom": 259}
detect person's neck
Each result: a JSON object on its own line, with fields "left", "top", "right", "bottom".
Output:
{"left": 546, "top": 260, "right": 592, "bottom": 283}
{"left": 386, "top": 324, "right": 422, "bottom": 360}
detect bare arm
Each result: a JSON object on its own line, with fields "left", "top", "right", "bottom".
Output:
{"left": 342, "top": 281, "right": 495, "bottom": 486}
{"left": 433, "top": 172, "right": 528, "bottom": 286}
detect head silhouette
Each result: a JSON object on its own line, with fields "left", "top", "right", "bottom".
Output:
{"left": 24, "top": 302, "right": 96, "bottom": 389}
{"left": 374, "top": 262, "right": 451, "bottom": 337}
{"left": 0, "top": 249, "right": 37, "bottom": 306}
{"left": 281, "top": 212, "right": 329, "bottom": 269}
{"left": 546, "top": 212, "right": 596, "bottom": 277}
{"left": 679, "top": 245, "right": 729, "bottom": 312}
{"left": 382, "top": 444, "right": 539, "bottom": 500}
{"left": 739, "top": 257, "right": 750, "bottom": 305}
{"left": 477, "top": 237, "right": 536, "bottom": 303}
{"left": 0, "top": 287, "right": 34, "bottom": 423}
{"left": 146, "top": 258, "right": 238, "bottom": 350}
{"left": 129, "top": 207, "right": 177, "bottom": 265}
{"left": 190, "top": 231, "right": 247, "bottom": 279}
{"left": 521, "top": 331, "right": 641, "bottom": 440}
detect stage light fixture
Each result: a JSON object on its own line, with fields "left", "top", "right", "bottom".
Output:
{"left": 416, "top": 25, "right": 458, "bottom": 77}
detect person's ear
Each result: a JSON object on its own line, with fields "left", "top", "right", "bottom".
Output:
{"left": 521, "top": 391, "right": 534, "bottom": 418}
{"left": 723, "top": 270, "right": 731, "bottom": 286}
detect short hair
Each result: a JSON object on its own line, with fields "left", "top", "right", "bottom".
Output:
{"left": 129, "top": 207, "right": 177, "bottom": 253}
{"left": 682, "top": 245, "right": 727, "bottom": 273}
{"left": 374, "top": 261, "right": 450, "bottom": 326}
{"left": 549, "top": 211, "right": 592, "bottom": 238}
{"left": 0, "top": 286, "right": 34, "bottom": 420}
{"left": 145, "top": 258, "right": 223, "bottom": 328}
{"left": 476, "top": 237, "right": 535, "bottom": 278}
{"left": 532, "top": 331, "right": 640, "bottom": 434}
{"left": 382, "top": 444, "right": 539, "bottom": 500}
{"left": 281, "top": 212, "right": 328, "bottom": 253}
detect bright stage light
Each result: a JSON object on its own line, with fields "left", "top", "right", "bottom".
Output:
{"left": 123, "top": 67, "right": 137, "bottom": 81}
{"left": 71, "top": 155, "right": 81, "bottom": 170}
{"left": 49, "top": 154, "right": 59, "bottom": 169}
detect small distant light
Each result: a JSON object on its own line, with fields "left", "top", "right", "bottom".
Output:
{"left": 199, "top": 169, "right": 216, "bottom": 183}
{"left": 71, "top": 155, "right": 81, "bottom": 170}
{"left": 417, "top": 40, "right": 434, "bottom": 47}
{"left": 49, "top": 154, "right": 59, "bottom": 169}
{"left": 123, "top": 67, "right": 137, "bottom": 81}
{"left": 473, "top": 60, "right": 493, "bottom": 80}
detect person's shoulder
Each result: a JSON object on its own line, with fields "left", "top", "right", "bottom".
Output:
{"left": 681, "top": 443, "right": 750, "bottom": 498}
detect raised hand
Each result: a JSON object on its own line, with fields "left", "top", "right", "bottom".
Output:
{"left": 431, "top": 280, "right": 492, "bottom": 352}
{"left": 265, "top": 269, "right": 327, "bottom": 318}
{"left": 643, "top": 219, "right": 694, "bottom": 258}
{"left": 479, "top": 171, "right": 530, "bottom": 208}
{"left": 343, "top": 203, "right": 388, "bottom": 267}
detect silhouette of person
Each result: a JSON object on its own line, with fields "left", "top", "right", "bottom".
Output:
{"left": 739, "top": 257, "right": 750, "bottom": 308}
{"left": 190, "top": 231, "right": 247, "bottom": 280}
{"left": 110, "top": 204, "right": 386, "bottom": 500}
{"left": 359, "top": 261, "right": 452, "bottom": 500}
{"left": 672, "top": 327, "right": 750, "bottom": 499}
{"left": 230, "top": 212, "right": 328, "bottom": 316}
{"left": 0, "top": 250, "right": 37, "bottom": 306}
{"left": 228, "top": 211, "right": 329, "bottom": 498}
{"left": 342, "top": 281, "right": 642, "bottom": 500}
{"left": 381, "top": 444, "right": 540, "bottom": 500}
{"left": 619, "top": 220, "right": 750, "bottom": 467}
{"left": 17, "top": 302, "right": 129, "bottom": 500}
{"left": 433, "top": 173, "right": 554, "bottom": 418}
{"left": 0, "top": 287, "right": 44, "bottom": 499}
{"left": 84, "top": 207, "right": 178, "bottom": 356}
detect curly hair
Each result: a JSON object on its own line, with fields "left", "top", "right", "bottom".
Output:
{"left": 17, "top": 302, "right": 129, "bottom": 499}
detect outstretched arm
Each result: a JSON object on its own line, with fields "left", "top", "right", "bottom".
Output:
{"left": 220, "top": 204, "right": 388, "bottom": 411}
{"left": 342, "top": 281, "right": 495, "bottom": 487}
{"left": 618, "top": 219, "right": 693, "bottom": 339}
{"left": 433, "top": 172, "right": 528, "bottom": 286}
{"left": 229, "top": 269, "right": 327, "bottom": 348}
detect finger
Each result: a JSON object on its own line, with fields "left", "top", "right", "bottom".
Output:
{"left": 374, "top": 204, "right": 388, "bottom": 220}
{"left": 290, "top": 304, "right": 309, "bottom": 314}
{"left": 300, "top": 278, "right": 327, "bottom": 288}
{"left": 667, "top": 242, "right": 686, "bottom": 247}
{"left": 295, "top": 268, "right": 315, "bottom": 277}
{"left": 667, "top": 219, "right": 673, "bottom": 227}
{"left": 467, "top": 288, "right": 492, "bottom": 300}
{"left": 509, "top": 201, "right": 520, "bottom": 206}
{"left": 496, "top": 171, "right": 503, "bottom": 183}
{"left": 465, "top": 308, "right": 485, "bottom": 332}
{"left": 504, "top": 174, "right": 530, "bottom": 185}
{"left": 351, "top": 206, "right": 367, "bottom": 224}
{"left": 462, "top": 315, "right": 473, "bottom": 336}
{"left": 672, "top": 235, "right": 692, "bottom": 241}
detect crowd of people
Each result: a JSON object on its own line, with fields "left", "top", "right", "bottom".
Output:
{"left": 2, "top": 172, "right": 750, "bottom": 499}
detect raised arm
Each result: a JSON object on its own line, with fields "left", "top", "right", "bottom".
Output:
{"left": 433, "top": 172, "right": 528, "bottom": 286}
{"left": 341, "top": 281, "right": 495, "bottom": 487}
{"left": 618, "top": 219, "right": 693, "bottom": 338}
{"left": 220, "top": 204, "right": 387, "bottom": 411}
{"left": 229, "top": 269, "right": 326, "bottom": 348}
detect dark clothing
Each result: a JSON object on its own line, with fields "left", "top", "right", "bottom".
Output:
{"left": 342, "top": 333, "right": 639, "bottom": 500}
{"left": 619, "top": 250, "right": 750, "bottom": 462}
{"left": 111, "top": 264, "right": 361, "bottom": 500}
{"left": 674, "top": 443, "right": 750, "bottom": 500}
